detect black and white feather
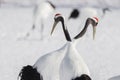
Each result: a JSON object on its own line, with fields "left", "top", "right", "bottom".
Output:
{"left": 18, "top": 13, "right": 98, "bottom": 80}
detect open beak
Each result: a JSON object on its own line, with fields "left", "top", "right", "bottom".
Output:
{"left": 51, "top": 21, "right": 59, "bottom": 35}
{"left": 93, "top": 27, "right": 96, "bottom": 40}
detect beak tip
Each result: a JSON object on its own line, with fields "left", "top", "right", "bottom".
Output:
{"left": 50, "top": 21, "right": 58, "bottom": 36}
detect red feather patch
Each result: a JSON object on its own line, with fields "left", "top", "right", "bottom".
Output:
{"left": 93, "top": 17, "right": 99, "bottom": 22}
{"left": 55, "top": 13, "right": 61, "bottom": 16}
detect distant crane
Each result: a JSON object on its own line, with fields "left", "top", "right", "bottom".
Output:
{"left": 101, "top": 7, "right": 111, "bottom": 17}
{"left": 25, "top": 1, "right": 56, "bottom": 40}
{"left": 18, "top": 13, "right": 99, "bottom": 80}
{"left": 68, "top": 7, "right": 111, "bottom": 21}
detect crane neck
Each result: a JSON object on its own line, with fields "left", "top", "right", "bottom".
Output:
{"left": 74, "top": 19, "right": 90, "bottom": 39}
{"left": 61, "top": 19, "right": 72, "bottom": 42}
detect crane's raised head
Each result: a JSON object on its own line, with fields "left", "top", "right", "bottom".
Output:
{"left": 51, "top": 13, "right": 64, "bottom": 35}
{"left": 51, "top": 13, "right": 72, "bottom": 41}
{"left": 74, "top": 17, "right": 99, "bottom": 40}
{"left": 91, "top": 17, "right": 99, "bottom": 26}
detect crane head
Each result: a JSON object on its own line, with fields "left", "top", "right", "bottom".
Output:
{"left": 51, "top": 13, "right": 63, "bottom": 35}
{"left": 51, "top": 13, "right": 72, "bottom": 41}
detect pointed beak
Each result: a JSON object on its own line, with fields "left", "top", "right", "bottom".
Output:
{"left": 93, "top": 27, "right": 96, "bottom": 40}
{"left": 51, "top": 21, "right": 59, "bottom": 35}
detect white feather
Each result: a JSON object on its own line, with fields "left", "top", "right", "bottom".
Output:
{"left": 33, "top": 43, "right": 68, "bottom": 80}
{"left": 33, "top": 2, "right": 55, "bottom": 27}
{"left": 60, "top": 42, "right": 90, "bottom": 80}
{"left": 33, "top": 41, "right": 90, "bottom": 80}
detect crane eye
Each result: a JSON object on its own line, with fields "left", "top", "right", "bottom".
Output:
{"left": 95, "top": 22, "right": 98, "bottom": 26}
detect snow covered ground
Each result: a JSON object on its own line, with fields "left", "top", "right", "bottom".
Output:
{"left": 0, "top": 2, "right": 120, "bottom": 80}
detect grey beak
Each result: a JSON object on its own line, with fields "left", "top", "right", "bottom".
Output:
{"left": 93, "top": 26, "right": 96, "bottom": 40}
{"left": 51, "top": 21, "right": 59, "bottom": 35}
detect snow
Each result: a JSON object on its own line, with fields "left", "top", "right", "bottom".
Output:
{"left": 0, "top": 1, "right": 120, "bottom": 80}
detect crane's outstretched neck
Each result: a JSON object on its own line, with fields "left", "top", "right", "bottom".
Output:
{"left": 74, "top": 18, "right": 90, "bottom": 39}
{"left": 61, "top": 18, "right": 72, "bottom": 41}
{"left": 74, "top": 17, "right": 98, "bottom": 39}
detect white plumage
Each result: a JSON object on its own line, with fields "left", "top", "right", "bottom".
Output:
{"left": 25, "top": 1, "right": 55, "bottom": 40}
{"left": 33, "top": 2, "right": 55, "bottom": 27}
{"left": 33, "top": 40, "right": 90, "bottom": 80}
{"left": 59, "top": 41, "right": 90, "bottom": 80}
{"left": 18, "top": 13, "right": 98, "bottom": 80}
{"left": 49, "top": 13, "right": 99, "bottom": 80}
{"left": 33, "top": 41, "right": 90, "bottom": 80}
{"left": 33, "top": 44, "right": 67, "bottom": 80}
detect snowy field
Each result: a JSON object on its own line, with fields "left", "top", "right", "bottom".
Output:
{"left": 0, "top": 2, "right": 120, "bottom": 80}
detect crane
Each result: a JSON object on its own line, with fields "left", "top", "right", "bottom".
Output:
{"left": 25, "top": 1, "right": 55, "bottom": 40}
{"left": 18, "top": 13, "right": 98, "bottom": 80}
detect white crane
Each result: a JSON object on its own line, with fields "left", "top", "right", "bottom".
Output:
{"left": 50, "top": 13, "right": 98, "bottom": 80}
{"left": 68, "top": 7, "right": 110, "bottom": 21}
{"left": 18, "top": 13, "right": 98, "bottom": 80}
{"left": 25, "top": 1, "right": 56, "bottom": 40}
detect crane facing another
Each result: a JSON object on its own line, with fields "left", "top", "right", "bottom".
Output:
{"left": 51, "top": 13, "right": 98, "bottom": 80}
{"left": 18, "top": 13, "right": 98, "bottom": 80}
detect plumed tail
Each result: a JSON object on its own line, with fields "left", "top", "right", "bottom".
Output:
{"left": 18, "top": 65, "right": 43, "bottom": 80}
{"left": 72, "top": 74, "right": 91, "bottom": 80}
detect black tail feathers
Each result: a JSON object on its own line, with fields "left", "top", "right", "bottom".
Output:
{"left": 18, "top": 65, "right": 43, "bottom": 80}
{"left": 72, "top": 74, "right": 91, "bottom": 80}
